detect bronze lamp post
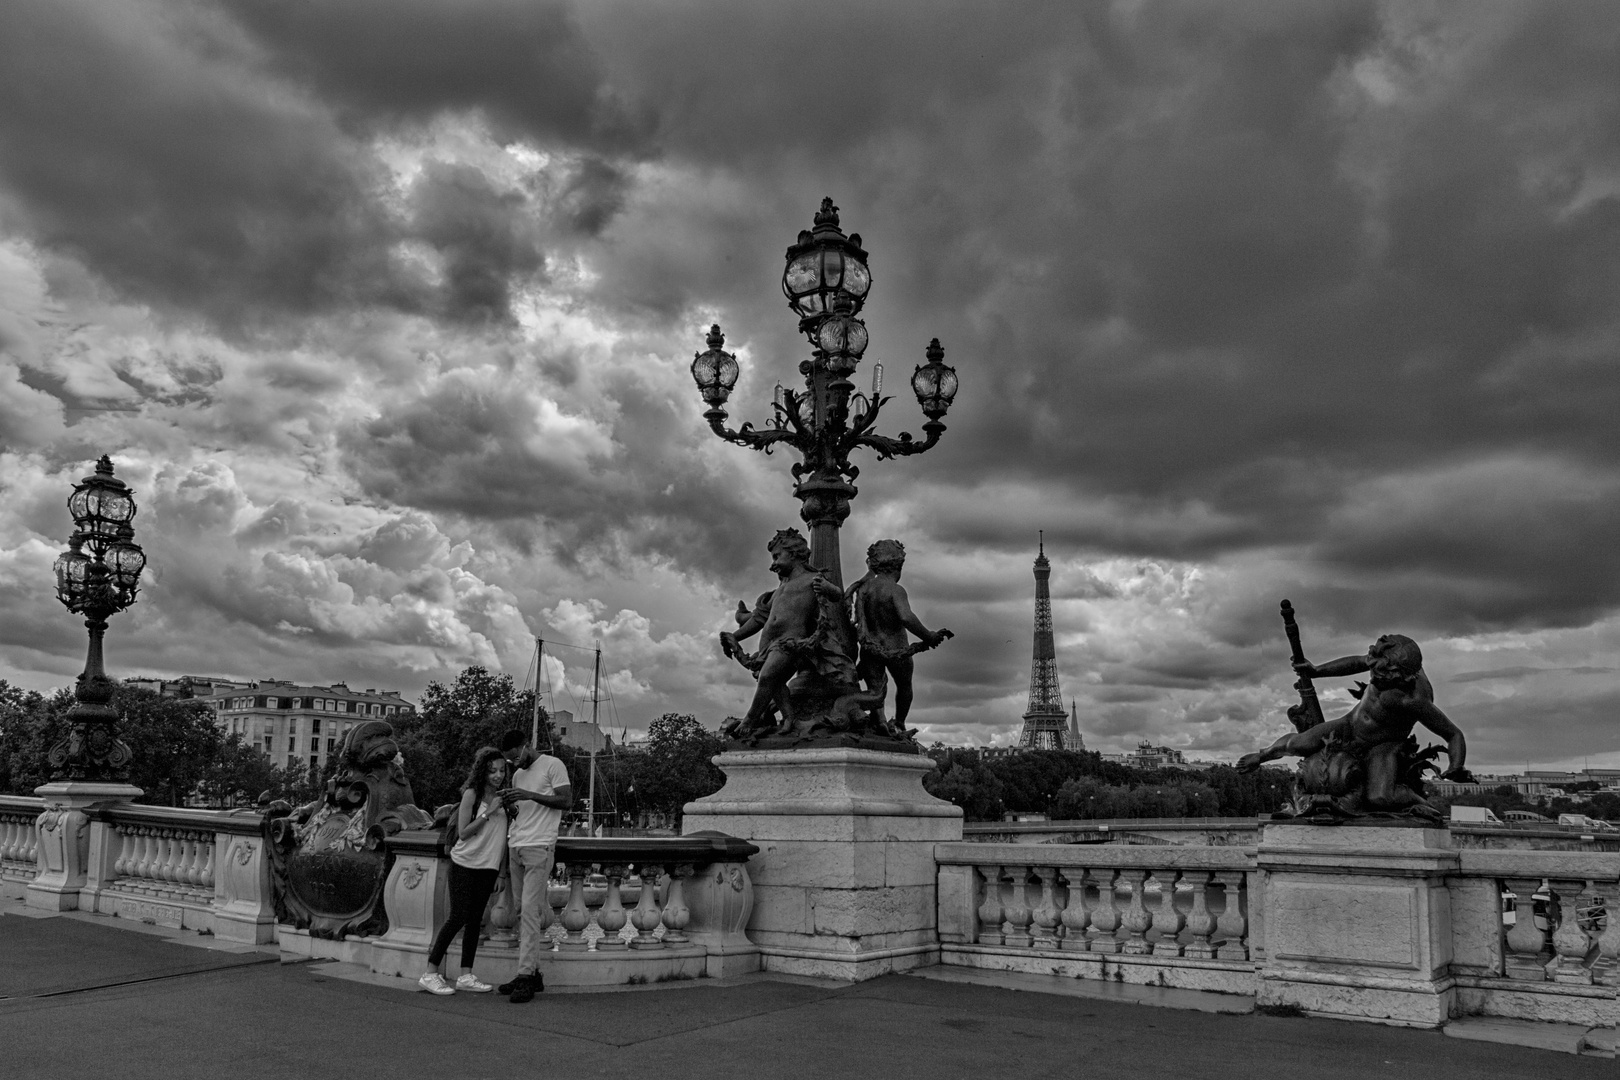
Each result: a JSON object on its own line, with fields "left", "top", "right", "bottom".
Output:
{"left": 49, "top": 455, "right": 146, "bottom": 781}
{"left": 689, "top": 198, "right": 958, "bottom": 585}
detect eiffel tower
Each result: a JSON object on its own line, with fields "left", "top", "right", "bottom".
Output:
{"left": 1018, "top": 533, "right": 1074, "bottom": 750}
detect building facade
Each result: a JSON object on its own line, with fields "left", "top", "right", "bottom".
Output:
{"left": 197, "top": 680, "right": 416, "bottom": 775}
{"left": 550, "top": 710, "right": 610, "bottom": 753}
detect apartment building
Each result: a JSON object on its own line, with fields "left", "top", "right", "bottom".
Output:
{"left": 199, "top": 680, "right": 416, "bottom": 775}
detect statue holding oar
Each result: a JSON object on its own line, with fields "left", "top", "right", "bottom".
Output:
{"left": 1238, "top": 601, "right": 1473, "bottom": 822}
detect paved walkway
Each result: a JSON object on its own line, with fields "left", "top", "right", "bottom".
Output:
{"left": 1, "top": 905, "right": 1611, "bottom": 1080}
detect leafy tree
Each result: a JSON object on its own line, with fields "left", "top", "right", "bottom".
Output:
{"left": 630, "top": 714, "right": 724, "bottom": 828}
{"left": 0, "top": 681, "right": 296, "bottom": 806}
{"left": 395, "top": 666, "right": 549, "bottom": 812}
{"left": 928, "top": 762, "right": 1005, "bottom": 821}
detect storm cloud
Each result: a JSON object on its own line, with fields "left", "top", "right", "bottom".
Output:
{"left": 1, "top": 1, "right": 1617, "bottom": 768}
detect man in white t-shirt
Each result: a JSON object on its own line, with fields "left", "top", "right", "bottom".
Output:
{"left": 497, "top": 729, "right": 571, "bottom": 1004}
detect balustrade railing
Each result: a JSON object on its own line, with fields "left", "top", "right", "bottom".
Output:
{"left": 366, "top": 831, "right": 759, "bottom": 984}
{"left": 107, "top": 818, "right": 217, "bottom": 903}
{"left": 516, "top": 837, "right": 738, "bottom": 953}
{"left": 950, "top": 846, "right": 1255, "bottom": 967}
{"left": 0, "top": 795, "right": 44, "bottom": 886}
{"left": 1479, "top": 873, "right": 1617, "bottom": 987}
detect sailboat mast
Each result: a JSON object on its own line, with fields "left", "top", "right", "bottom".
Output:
{"left": 532, "top": 638, "right": 543, "bottom": 748}
{"left": 589, "top": 645, "right": 601, "bottom": 834}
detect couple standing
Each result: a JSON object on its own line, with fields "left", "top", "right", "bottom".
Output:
{"left": 419, "top": 728, "right": 571, "bottom": 1002}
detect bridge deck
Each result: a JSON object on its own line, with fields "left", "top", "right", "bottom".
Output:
{"left": 1, "top": 900, "right": 1608, "bottom": 1078}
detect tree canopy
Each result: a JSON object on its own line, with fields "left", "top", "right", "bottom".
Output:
{"left": 392, "top": 666, "right": 549, "bottom": 813}
{"left": 0, "top": 680, "right": 307, "bottom": 806}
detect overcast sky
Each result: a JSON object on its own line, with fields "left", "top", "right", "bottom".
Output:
{"left": 1, "top": 1, "right": 1617, "bottom": 769}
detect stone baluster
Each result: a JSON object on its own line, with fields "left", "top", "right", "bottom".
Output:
{"left": 1001, "top": 866, "right": 1034, "bottom": 947}
{"left": 595, "top": 865, "right": 629, "bottom": 951}
{"left": 1503, "top": 877, "right": 1553, "bottom": 981}
{"left": 1181, "top": 871, "right": 1217, "bottom": 959}
{"left": 629, "top": 865, "right": 665, "bottom": 949}
{"left": 1119, "top": 869, "right": 1153, "bottom": 955}
{"left": 1089, "top": 869, "right": 1122, "bottom": 953}
{"left": 187, "top": 833, "right": 207, "bottom": 888}
{"left": 127, "top": 826, "right": 147, "bottom": 884}
{"left": 197, "top": 834, "right": 215, "bottom": 891}
{"left": 557, "top": 863, "right": 592, "bottom": 951}
{"left": 113, "top": 825, "right": 132, "bottom": 878}
{"left": 1213, "top": 870, "right": 1248, "bottom": 960}
{"left": 485, "top": 868, "right": 519, "bottom": 946}
{"left": 1594, "top": 883, "right": 1620, "bottom": 986}
{"left": 153, "top": 829, "right": 175, "bottom": 887}
{"left": 1030, "top": 867, "right": 1062, "bottom": 949}
{"left": 135, "top": 827, "right": 155, "bottom": 883}
{"left": 1549, "top": 879, "right": 1599, "bottom": 985}
{"left": 976, "top": 865, "right": 1005, "bottom": 945}
{"left": 0, "top": 817, "right": 19, "bottom": 865}
{"left": 1150, "top": 870, "right": 1184, "bottom": 956}
{"left": 1058, "top": 868, "right": 1091, "bottom": 951}
{"left": 661, "top": 864, "right": 693, "bottom": 944}
{"left": 176, "top": 832, "right": 198, "bottom": 887}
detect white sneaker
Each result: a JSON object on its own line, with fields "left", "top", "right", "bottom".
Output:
{"left": 418, "top": 971, "right": 455, "bottom": 995}
{"left": 456, "top": 974, "right": 494, "bottom": 993}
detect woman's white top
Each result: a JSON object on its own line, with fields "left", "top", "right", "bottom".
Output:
{"left": 449, "top": 794, "right": 507, "bottom": 870}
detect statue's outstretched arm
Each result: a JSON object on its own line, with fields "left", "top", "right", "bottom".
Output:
{"left": 1302, "top": 654, "right": 1372, "bottom": 679}
{"left": 893, "top": 587, "right": 945, "bottom": 645}
{"left": 1415, "top": 701, "right": 1468, "bottom": 777}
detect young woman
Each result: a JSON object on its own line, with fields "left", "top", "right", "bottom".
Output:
{"left": 419, "top": 746, "right": 510, "bottom": 995}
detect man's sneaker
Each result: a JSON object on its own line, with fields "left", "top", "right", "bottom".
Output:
{"left": 508, "top": 973, "right": 541, "bottom": 1003}
{"left": 418, "top": 971, "right": 455, "bottom": 995}
{"left": 456, "top": 974, "right": 494, "bottom": 993}
{"left": 497, "top": 975, "right": 521, "bottom": 995}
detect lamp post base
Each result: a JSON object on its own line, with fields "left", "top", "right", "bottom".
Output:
{"left": 28, "top": 780, "right": 143, "bottom": 911}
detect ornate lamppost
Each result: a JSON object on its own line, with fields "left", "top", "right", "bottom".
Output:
{"left": 690, "top": 197, "right": 958, "bottom": 586}
{"left": 49, "top": 455, "right": 146, "bottom": 782}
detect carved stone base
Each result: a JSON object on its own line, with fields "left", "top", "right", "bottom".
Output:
{"left": 1256, "top": 824, "right": 1459, "bottom": 1027}
{"left": 682, "top": 749, "right": 961, "bottom": 981}
{"left": 725, "top": 733, "right": 921, "bottom": 754}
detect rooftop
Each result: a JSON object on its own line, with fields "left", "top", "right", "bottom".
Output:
{"left": 1, "top": 900, "right": 1608, "bottom": 1078}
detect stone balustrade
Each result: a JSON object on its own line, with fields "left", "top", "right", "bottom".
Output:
{"left": 1448, "top": 849, "right": 1619, "bottom": 1029}
{"left": 84, "top": 803, "right": 276, "bottom": 943}
{"left": 937, "top": 841, "right": 1259, "bottom": 994}
{"left": 1, "top": 794, "right": 277, "bottom": 944}
{"left": 941, "top": 832, "right": 1618, "bottom": 1034}
{"left": 0, "top": 795, "right": 43, "bottom": 891}
{"left": 293, "top": 831, "right": 762, "bottom": 986}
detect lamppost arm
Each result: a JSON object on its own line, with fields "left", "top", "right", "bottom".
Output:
{"left": 843, "top": 394, "right": 946, "bottom": 461}
{"left": 704, "top": 411, "right": 805, "bottom": 456}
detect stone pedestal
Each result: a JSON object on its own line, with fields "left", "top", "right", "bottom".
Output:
{"left": 682, "top": 748, "right": 961, "bottom": 981}
{"left": 1257, "top": 823, "right": 1458, "bottom": 1027}
{"left": 27, "top": 781, "right": 142, "bottom": 912}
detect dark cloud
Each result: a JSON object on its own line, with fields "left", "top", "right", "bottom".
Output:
{"left": 221, "top": 0, "right": 648, "bottom": 151}
{"left": 3, "top": 2, "right": 1619, "bottom": 758}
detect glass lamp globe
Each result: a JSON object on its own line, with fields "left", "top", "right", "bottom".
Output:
{"left": 782, "top": 198, "right": 872, "bottom": 323}
{"left": 910, "top": 339, "right": 959, "bottom": 421}
{"left": 690, "top": 325, "right": 740, "bottom": 408}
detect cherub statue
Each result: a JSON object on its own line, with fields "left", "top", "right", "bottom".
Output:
{"left": 719, "top": 528, "right": 863, "bottom": 740}
{"left": 846, "top": 539, "right": 952, "bottom": 736}
{"left": 1238, "top": 633, "right": 1471, "bottom": 820}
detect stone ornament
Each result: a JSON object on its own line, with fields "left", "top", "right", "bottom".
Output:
{"left": 262, "top": 719, "right": 433, "bottom": 938}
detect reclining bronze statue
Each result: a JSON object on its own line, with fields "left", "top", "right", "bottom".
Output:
{"left": 719, "top": 530, "right": 949, "bottom": 749}
{"left": 1238, "top": 600, "right": 1472, "bottom": 822}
